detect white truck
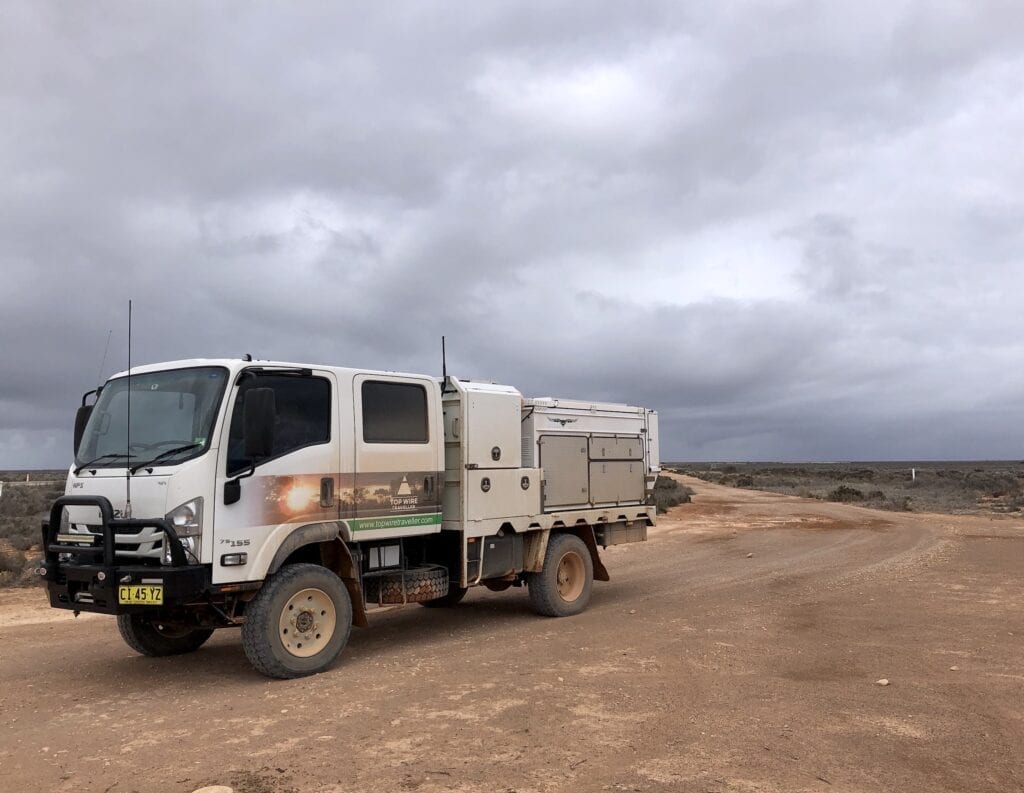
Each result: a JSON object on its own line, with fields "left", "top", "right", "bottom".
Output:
{"left": 42, "top": 359, "right": 659, "bottom": 678}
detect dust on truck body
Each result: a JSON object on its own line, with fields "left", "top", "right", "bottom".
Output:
{"left": 42, "top": 359, "right": 659, "bottom": 678}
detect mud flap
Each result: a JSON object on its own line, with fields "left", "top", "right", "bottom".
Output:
{"left": 322, "top": 539, "right": 369, "bottom": 628}
{"left": 572, "top": 525, "right": 610, "bottom": 582}
{"left": 523, "top": 529, "right": 550, "bottom": 573}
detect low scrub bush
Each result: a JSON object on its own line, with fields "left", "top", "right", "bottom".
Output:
{"left": 653, "top": 476, "right": 693, "bottom": 513}
{"left": 9, "top": 534, "right": 35, "bottom": 552}
{"left": 828, "top": 485, "right": 865, "bottom": 503}
{"left": 0, "top": 549, "right": 22, "bottom": 574}
{"left": 0, "top": 473, "right": 64, "bottom": 587}
{"left": 0, "top": 548, "right": 43, "bottom": 587}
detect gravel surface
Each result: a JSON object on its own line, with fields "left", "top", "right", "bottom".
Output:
{"left": 0, "top": 475, "right": 1021, "bottom": 792}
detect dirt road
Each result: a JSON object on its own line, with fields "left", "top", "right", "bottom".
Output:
{"left": 1, "top": 477, "right": 1022, "bottom": 793}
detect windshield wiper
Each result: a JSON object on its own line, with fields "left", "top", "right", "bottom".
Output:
{"left": 130, "top": 443, "right": 202, "bottom": 474}
{"left": 74, "top": 452, "right": 134, "bottom": 475}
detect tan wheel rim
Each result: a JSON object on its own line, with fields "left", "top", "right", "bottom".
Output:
{"left": 279, "top": 587, "right": 336, "bottom": 658}
{"left": 555, "top": 551, "right": 586, "bottom": 602}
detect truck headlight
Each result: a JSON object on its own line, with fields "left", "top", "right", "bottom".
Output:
{"left": 164, "top": 498, "right": 203, "bottom": 564}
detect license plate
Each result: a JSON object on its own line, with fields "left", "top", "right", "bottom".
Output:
{"left": 118, "top": 585, "right": 163, "bottom": 605}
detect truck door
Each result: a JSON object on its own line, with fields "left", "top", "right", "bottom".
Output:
{"left": 211, "top": 368, "right": 342, "bottom": 585}
{"left": 350, "top": 374, "right": 443, "bottom": 540}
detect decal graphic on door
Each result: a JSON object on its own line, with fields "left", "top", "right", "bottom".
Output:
{"left": 238, "top": 470, "right": 442, "bottom": 529}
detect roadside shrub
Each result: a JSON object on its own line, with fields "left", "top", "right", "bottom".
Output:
{"left": 828, "top": 485, "right": 865, "bottom": 503}
{"left": 653, "top": 476, "right": 693, "bottom": 513}
{"left": 18, "top": 553, "right": 42, "bottom": 585}
{"left": 0, "top": 516, "right": 42, "bottom": 541}
{"left": 0, "top": 549, "right": 23, "bottom": 574}
{"left": 9, "top": 534, "right": 35, "bottom": 552}
{"left": 0, "top": 549, "right": 43, "bottom": 587}
{"left": 965, "top": 470, "right": 1020, "bottom": 498}
{"left": 1004, "top": 494, "right": 1024, "bottom": 512}
{"left": 734, "top": 475, "right": 754, "bottom": 487}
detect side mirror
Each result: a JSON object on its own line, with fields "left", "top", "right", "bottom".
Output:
{"left": 243, "top": 387, "right": 276, "bottom": 459}
{"left": 224, "top": 477, "right": 242, "bottom": 505}
{"left": 74, "top": 405, "right": 94, "bottom": 453}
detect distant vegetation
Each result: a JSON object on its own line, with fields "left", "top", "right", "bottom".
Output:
{"left": 0, "top": 471, "right": 64, "bottom": 586}
{"left": 673, "top": 461, "right": 1024, "bottom": 514}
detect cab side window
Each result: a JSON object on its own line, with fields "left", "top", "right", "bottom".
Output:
{"left": 228, "top": 374, "right": 331, "bottom": 474}
{"left": 361, "top": 381, "right": 428, "bottom": 443}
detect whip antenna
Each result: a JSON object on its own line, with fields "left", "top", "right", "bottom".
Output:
{"left": 125, "top": 300, "right": 132, "bottom": 519}
{"left": 96, "top": 329, "right": 112, "bottom": 390}
{"left": 441, "top": 335, "right": 453, "bottom": 394}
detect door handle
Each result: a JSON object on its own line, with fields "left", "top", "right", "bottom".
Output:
{"left": 424, "top": 475, "right": 433, "bottom": 494}
{"left": 320, "top": 477, "right": 334, "bottom": 508}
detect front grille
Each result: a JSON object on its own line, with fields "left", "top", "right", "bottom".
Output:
{"left": 68, "top": 524, "right": 165, "bottom": 563}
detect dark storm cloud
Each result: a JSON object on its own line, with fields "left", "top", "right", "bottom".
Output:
{"left": 2, "top": 1, "right": 1024, "bottom": 467}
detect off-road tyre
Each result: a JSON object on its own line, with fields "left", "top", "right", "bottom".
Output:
{"left": 365, "top": 565, "right": 448, "bottom": 605}
{"left": 116, "top": 614, "right": 214, "bottom": 657}
{"left": 526, "top": 533, "right": 594, "bottom": 617}
{"left": 419, "top": 583, "right": 468, "bottom": 608}
{"left": 241, "top": 563, "right": 353, "bottom": 679}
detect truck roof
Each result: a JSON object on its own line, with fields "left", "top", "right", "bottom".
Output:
{"left": 108, "top": 358, "right": 439, "bottom": 382}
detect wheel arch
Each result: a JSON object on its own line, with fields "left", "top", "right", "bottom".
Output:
{"left": 267, "top": 523, "right": 368, "bottom": 628}
{"left": 522, "top": 524, "right": 609, "bottom": 582}
{"left": 561, "top": 524, "right": 610, "bottom": 582}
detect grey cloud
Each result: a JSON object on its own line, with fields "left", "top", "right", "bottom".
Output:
{"left": 2, "top": 1, "right": 1024, "bottom": 468}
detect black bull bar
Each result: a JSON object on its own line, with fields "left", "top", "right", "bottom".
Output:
{"left": 39, "top": 495, "right": 211, "bottom": 615}
{"left": 40, "top": 494, "right": 189, "bottom": 570}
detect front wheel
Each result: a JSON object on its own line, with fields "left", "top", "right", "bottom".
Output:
{"left": 525, "top": 533, "right": 594, "bottom": 617}
{"left": 117, "top": 614, "right": 214, "bottom": 657}
{"left": 242, "top": 563, "right": 353, "bottom": 679}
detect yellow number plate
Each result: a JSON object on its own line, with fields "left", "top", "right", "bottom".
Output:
{"left": 118, "top": 585, "right": 164, "bottom": 605}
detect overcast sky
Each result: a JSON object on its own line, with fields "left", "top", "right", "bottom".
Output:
{"left": 2, "top": 2, "right": 1023, "bottom": 468}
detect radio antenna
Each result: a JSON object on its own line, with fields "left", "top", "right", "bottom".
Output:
{"left": 125, "top": 300, "right": 133, "bottom": 519}
{"left": 440, "top": 335, "right": 453, "bottom": 394}
{"left": 95, "top": 329, "right": 112, "bottom": 390}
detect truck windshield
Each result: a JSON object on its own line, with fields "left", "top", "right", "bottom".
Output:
{"left": 75, "top": 366, "right": 229, "bottom": 471}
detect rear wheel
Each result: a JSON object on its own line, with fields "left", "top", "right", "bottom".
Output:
{"left": 242, "top": 563, "right": 352, "bottom": 679}
{"left": 116, "top": 614, "right": 213, "bottom": 657}
{"left": 526, "top": 533, "right": 594, "bottom": 617}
